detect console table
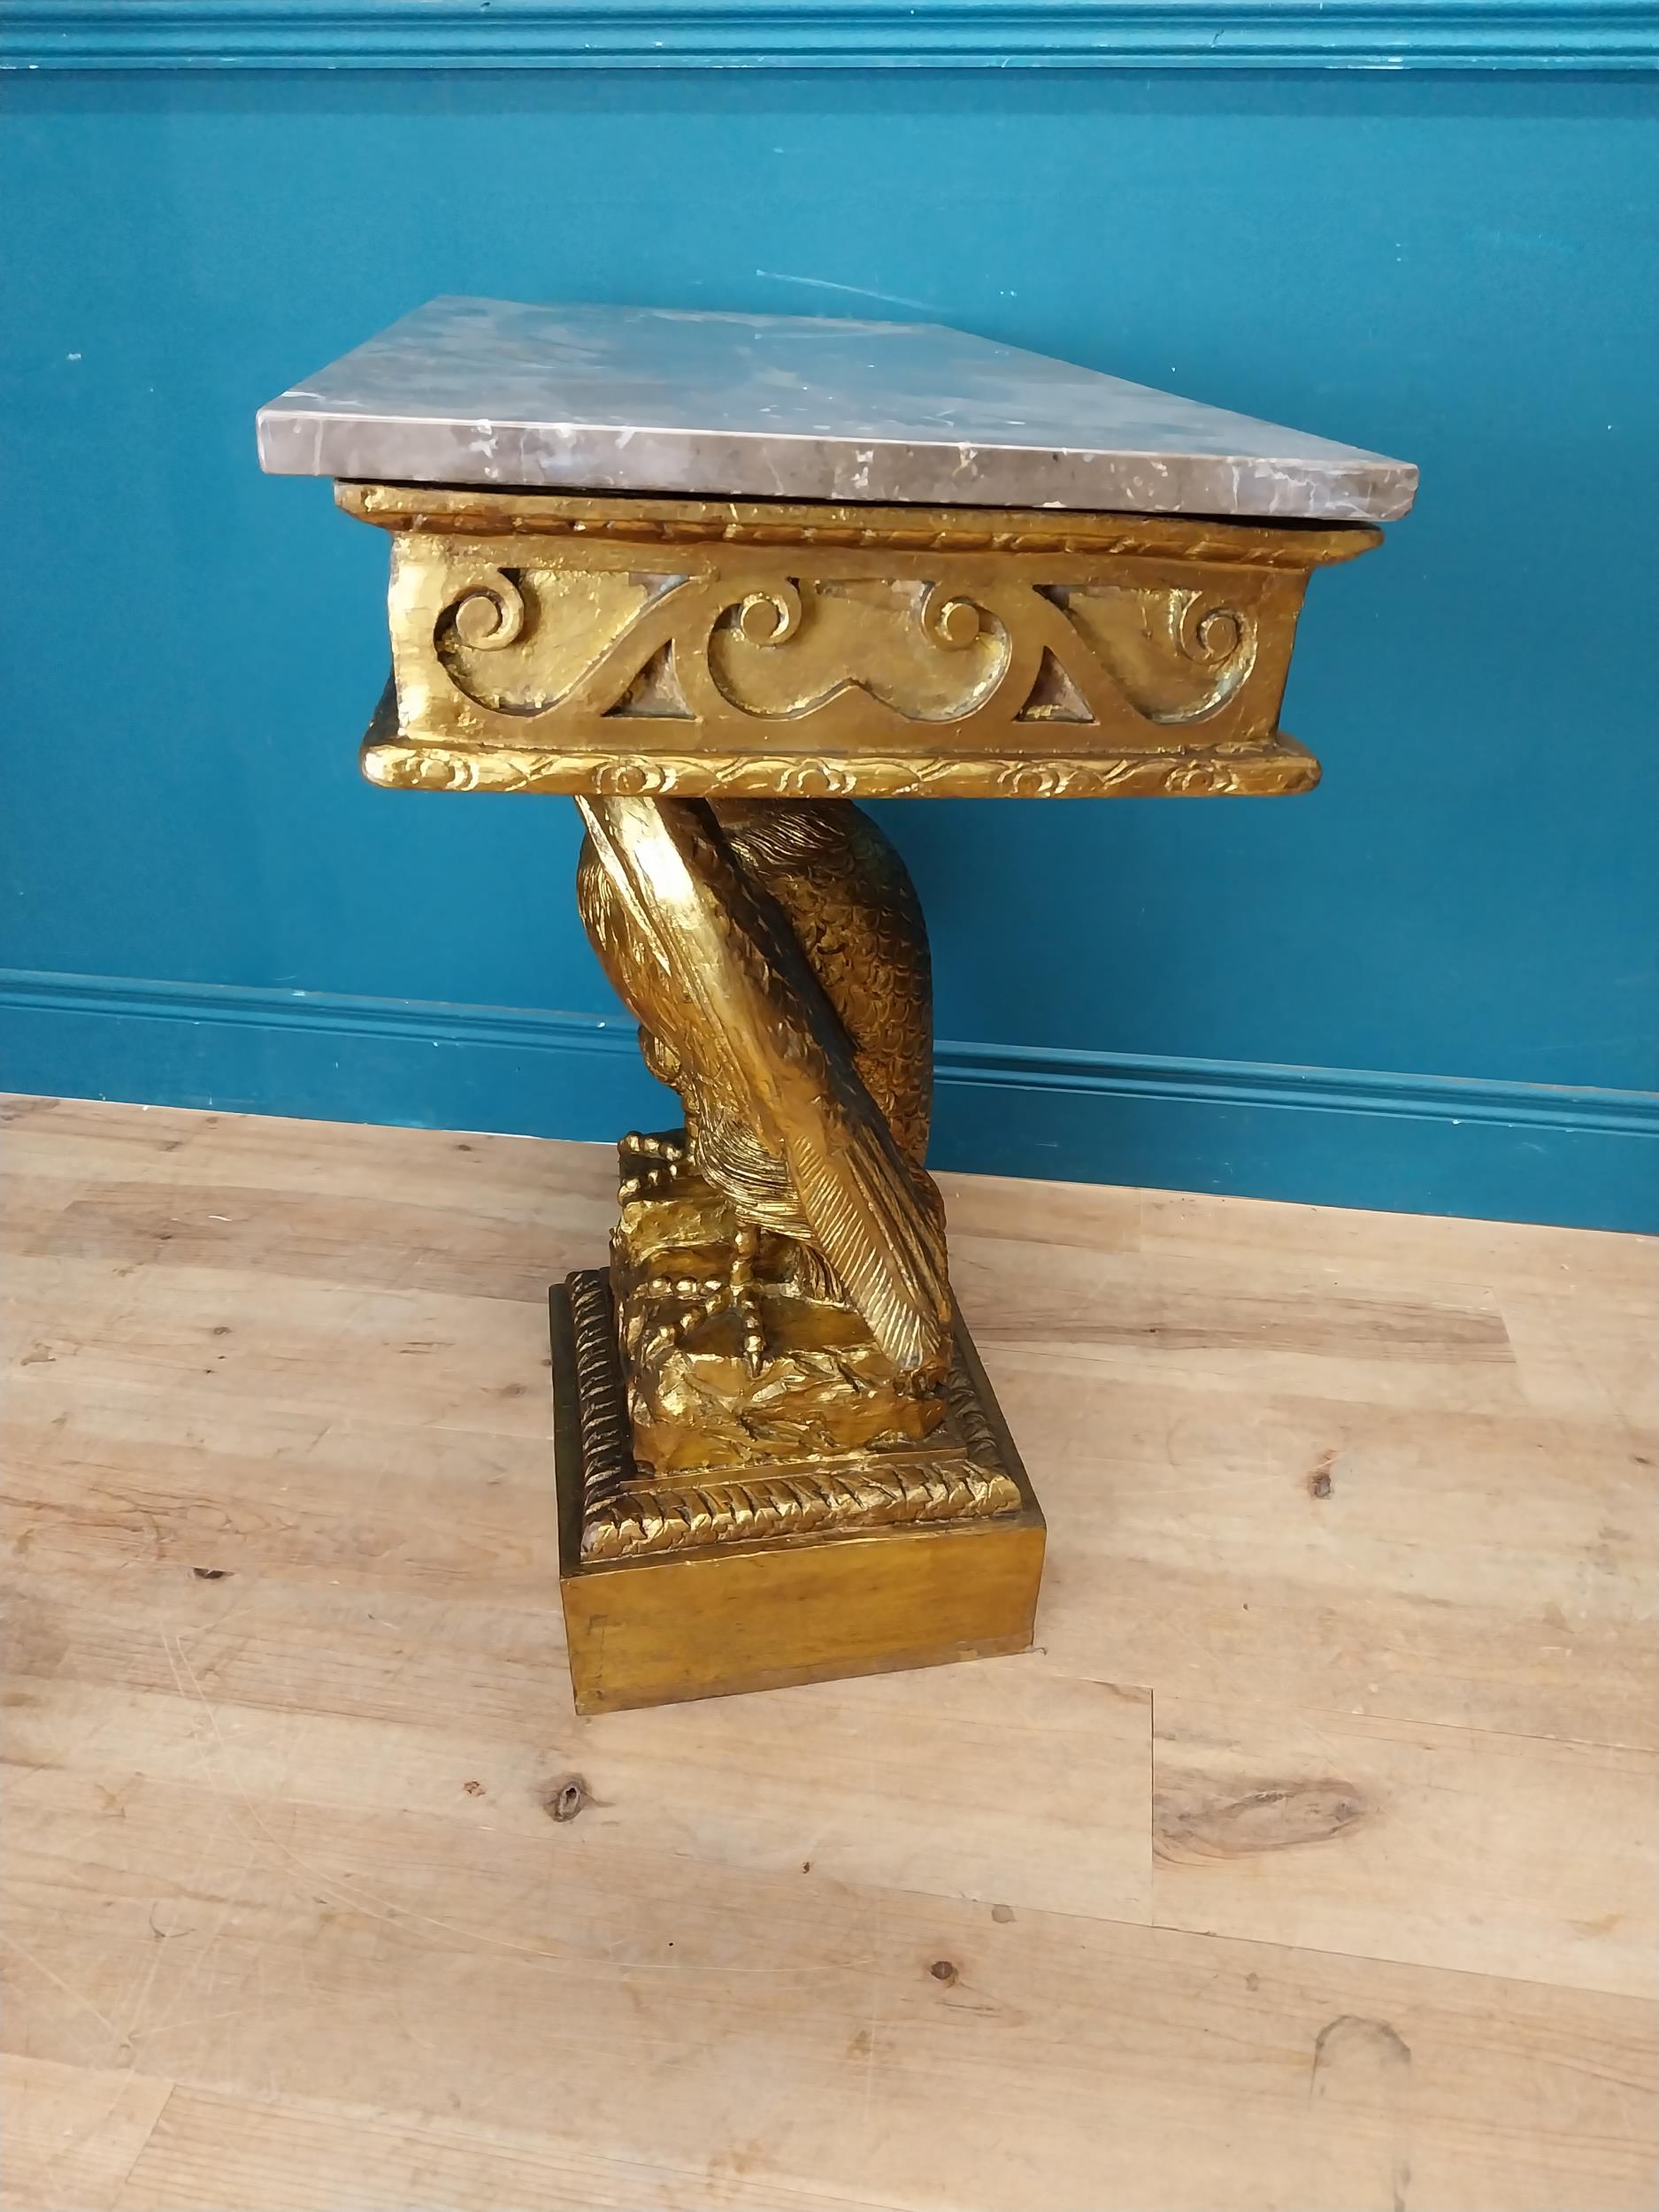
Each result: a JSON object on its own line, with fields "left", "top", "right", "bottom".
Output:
{"left": 258, "top": 297, "right": 1414, "bottom": 1713}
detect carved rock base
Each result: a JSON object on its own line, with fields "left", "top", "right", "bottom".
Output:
{"left": 551, "top": 1277, "right": 1044, "bottom": 1716}
{"left": 613, "top": 1148, "right": 949, "bottom": 1475}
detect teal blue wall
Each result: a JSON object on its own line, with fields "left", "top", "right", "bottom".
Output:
{"left": 3, "top": 42, "right": 1655, "bottom": 1225}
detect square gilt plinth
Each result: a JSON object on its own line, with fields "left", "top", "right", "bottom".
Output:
{"left": 259, "top": 297, "right": 1414, "bottom": 1712}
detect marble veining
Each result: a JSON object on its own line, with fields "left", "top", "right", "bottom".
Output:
{"left": 257, "top": 296, "right": 1417, "bottom": 523}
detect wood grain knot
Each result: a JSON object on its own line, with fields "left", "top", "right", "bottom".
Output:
{"left": 1154, "top": 1777, "right": 1370, "bottom": 1861}
{"left": 542, "top": 1775, "right": 591, "bottom": 1823}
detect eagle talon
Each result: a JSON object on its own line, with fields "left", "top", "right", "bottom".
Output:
{"left": 657, "top": 1225, "right": 773, "bottom": 1372}
{"left": 730, "top": 1225, "right": 768, "bottom": 1375}
{"left": 618, "top": 1129, "right": 690, "bottom": 1204}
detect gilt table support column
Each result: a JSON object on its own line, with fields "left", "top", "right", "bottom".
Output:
{"left": 259, "top": 299, "right": 1415, "bottom": 1713}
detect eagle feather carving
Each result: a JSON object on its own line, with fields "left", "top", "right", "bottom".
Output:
{"left": 574, "top": 795, "right": 949, "bottom": 1380}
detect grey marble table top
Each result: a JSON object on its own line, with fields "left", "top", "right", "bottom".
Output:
{"left": 257, "top": 296, "right": 1416, "bottom": 524}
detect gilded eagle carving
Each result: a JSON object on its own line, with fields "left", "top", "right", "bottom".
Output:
{"left": 574, "top": 795, "right": 950, "bottom": 1382}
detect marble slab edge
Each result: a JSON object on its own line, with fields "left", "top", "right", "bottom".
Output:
{"left": 258, "top": 411, "right": 1414, "bottom": 524}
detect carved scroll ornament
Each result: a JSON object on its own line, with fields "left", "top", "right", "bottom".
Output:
{"left": 344, "top": 485, "right": 1377, "bottom": 799}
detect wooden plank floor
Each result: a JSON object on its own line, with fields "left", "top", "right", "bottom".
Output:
{"left": 2, "top": 1094, "right": 1654, "bottom": 2212}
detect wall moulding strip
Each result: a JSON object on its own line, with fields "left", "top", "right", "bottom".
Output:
{"left": 2, "top": 969, "right": 1654, "bottom": 1233}
{"left": 4, "top": 2, "right": 1656, "bottom": 73}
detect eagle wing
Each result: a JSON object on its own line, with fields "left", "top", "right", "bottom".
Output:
{"left": 709, "top": 801, "right": 933, "bottom": 1169}
{"left": 575, "top": 795, "right": 950, "bottom": 1379}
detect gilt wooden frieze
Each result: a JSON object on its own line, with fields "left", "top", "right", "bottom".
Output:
{"left": 342, "top": 484, "right": 1378, "bottom": 800}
